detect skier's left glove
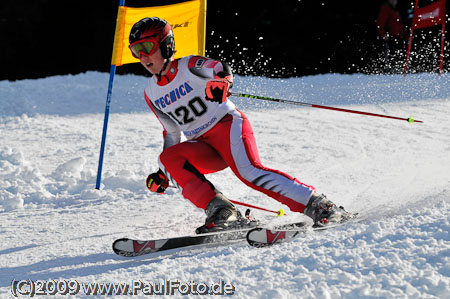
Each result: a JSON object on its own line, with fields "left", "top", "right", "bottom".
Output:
{"left": 146, "top": 169, "right": 169, "bottom": 194}
{"left": 205, "top": 74, "right": 233, "bottom": 104}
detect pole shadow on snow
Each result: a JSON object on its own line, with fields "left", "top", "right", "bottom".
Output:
{"left": 0, "top": 245, "right": 39, "bottom": 256}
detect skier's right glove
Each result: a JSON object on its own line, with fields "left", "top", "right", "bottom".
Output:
{"left": 146, "top": 170, "right": 169, "bottom": 194}
{"left": 205, "top": 74, "right": 233, "bottom": 104}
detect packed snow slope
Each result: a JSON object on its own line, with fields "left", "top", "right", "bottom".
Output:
{"left": 1, "top": 72, "right": 449, "bottom": 298}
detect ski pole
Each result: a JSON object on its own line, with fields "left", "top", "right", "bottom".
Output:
{"left": 230, "top": 92, "right": 423, "bottom": 124}
{"left": 229, "top": 199, "right": 285, "bottom": 216}
{"left": 167, "top": 186, "right": 284, "bottom": 216}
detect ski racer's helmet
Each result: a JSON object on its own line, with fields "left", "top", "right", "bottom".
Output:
{"left": 129, "top": 17, "right": 175, "bottom": 59}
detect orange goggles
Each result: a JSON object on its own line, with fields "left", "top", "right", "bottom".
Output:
{"left": 129, "top": 38, "right": 159, "bottom": 59}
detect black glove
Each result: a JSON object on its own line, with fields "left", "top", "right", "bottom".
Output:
{"left": 146, "top": 170, "right": 169, "bottom": 194}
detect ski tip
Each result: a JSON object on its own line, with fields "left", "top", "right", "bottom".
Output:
{"left": 112, "top": 238, "right": 134, "bottom": 255}
{"left": 112, "top": 237, "right": 130, "bottom": 246}
{"left": 246, "top": 228, "right": 271, "bottom": 248}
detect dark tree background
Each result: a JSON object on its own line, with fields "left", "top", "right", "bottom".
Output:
{"left": 1, "top": 0, "right": 449, "bottom": 81}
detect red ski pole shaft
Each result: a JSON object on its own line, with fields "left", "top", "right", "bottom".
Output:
{"left": 167, "top": 186, "right": 285, "bottom": 216}
{"left": 229, "top": 199, "right": 285, "bottom": 216}
{"left": 230, "top": 92, "right": 423, "bottom": 124}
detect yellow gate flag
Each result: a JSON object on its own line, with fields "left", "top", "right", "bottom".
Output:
{"left": 111, "top": 0, "right": 207, "bottom": 66}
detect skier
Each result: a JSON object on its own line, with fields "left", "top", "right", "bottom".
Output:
{"left": 130, "top": 17, "right": 348, "bottom": 232}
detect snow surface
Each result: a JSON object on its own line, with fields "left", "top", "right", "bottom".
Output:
{"left": 0, "top": 71, "right": 449, "bottom": 298}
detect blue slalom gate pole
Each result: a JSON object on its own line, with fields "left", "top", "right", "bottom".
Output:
{"left": 96, "top": 65, "right": 117, "bottom": 189}
{"left": 96, "top": 0, "right": 125, "bottom": 189}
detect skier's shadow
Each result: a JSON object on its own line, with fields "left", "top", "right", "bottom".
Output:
{"left": 0, "top": 246, "right": 211, "bottom": 288}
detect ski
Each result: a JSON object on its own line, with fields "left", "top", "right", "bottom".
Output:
{"left": 113, "top": 214, "right": 360, "bottom": 255}
{"left": 246, "top": 215, "right": 360, "bottom": 247}
{"left": 113, "top": 227, "right": 254, "bottom": 257}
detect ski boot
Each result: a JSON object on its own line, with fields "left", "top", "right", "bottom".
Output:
{"left": 303, "top": 192, "right": 351, "bottom": 226}
{"left": 195, "top": 193, "right": 256, "bottom": 234}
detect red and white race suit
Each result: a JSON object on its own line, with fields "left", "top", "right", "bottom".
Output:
{"left": 144, "top": 55, "right": 315, "bottom": 212}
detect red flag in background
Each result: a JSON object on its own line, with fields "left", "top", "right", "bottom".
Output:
{"left": 412, "top": 0, "right": 446, "bottom": 29}
{"left": 404, "top": 0, "right": 447, "bottom": 75}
